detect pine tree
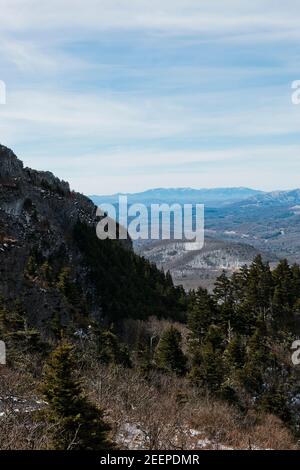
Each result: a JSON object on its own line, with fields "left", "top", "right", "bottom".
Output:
{"left": 41, "top": 341, "right": 112, "bottom": 450}
{"left": 57, "top": 267, "right": 77, "bottom": 300}
{"left": 246, "top": 255, "right": 273, "bottom": 315}
{"left": 214, "top": 271, "right": 233, "bottom": 304}
{"left": 291, "top": 263, "right": 300, "bottom": 303}
{"left": 0, "top": 296, "right": 7, "bottom": 337}
{"left": 154, "top": 326, "right": 186, "bottom": 375}
{"left": 25, "top": 255, "right": 37, "bottom": 277}
{"left": 189, "top": 339, "right": 224, "bottom": 393}
{"left": 40, "top": 260, "right": 52, "bottom": 284}
{"left": 241, "top": 321, "right": 270, "bottom": 394}
{"left": 223, "top": 334, "right": 245, "bottom": 372}
{"left": 231, "top": 265, "right": 249, "bottom": 302}
{"left": 187, "top": 287, "right": 216, "bottom": 345}
{"left": 213, "top": 271, "right": 238, "bottom": 327}
{"left": 50, "top": 312, "right": 63, "bottom": 339}
{"left": 98, "top": 329, "right": 131, "bottom": 367}
{"left": 272, "top": 259, "right": 294, "bottom": 323}
{"left": 0, "top": 300, "right": 43, "bottom": 351}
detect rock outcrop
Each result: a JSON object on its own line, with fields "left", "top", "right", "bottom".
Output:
{"left": 0, "top": 145, "right": 186, "bottom": 333}
{"left": 0, "top": 145, "right": 23, "bottom": 179}
{"left": 0, "top": 145, "right": 127, "bottom": 329}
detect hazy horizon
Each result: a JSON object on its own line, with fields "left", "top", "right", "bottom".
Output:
{"left": 89, "top": 186, "right": 294, "bottom": 197}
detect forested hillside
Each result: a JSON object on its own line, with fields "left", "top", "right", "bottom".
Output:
{"left": 0, "top": 145, "right": 186, "bottom": 330}
{"left": 1, "top": 254, "right": 300, "bottom": 449}
{"left": 186, "top": 256, "right": 300, "bottom": 429}
{"left": 1, "top": 146, "right": 300, "bottom": 450}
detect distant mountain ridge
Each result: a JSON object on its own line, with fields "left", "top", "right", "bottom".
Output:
{"left": 230, "top": 188, "right": 300, "bottom": 208}
{"left": 90, "top": 187, "right": 264, "bottom": 208}
{"left": 205, "top": 188, "right": 300, "bottom": 266}
{"left": 91, "top": 186, "right": 300, "bottom": 288}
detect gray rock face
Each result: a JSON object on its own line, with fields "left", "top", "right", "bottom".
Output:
{"left": 0, "top": 144, "right": 131, "bottom": 330}
{"left": 25, "top": 168, "right": 70, "bottom": 196}
{"left": 0, "top": 145, "right": 23, "bottom": 179}
{"left": 0, "top": 144, "right": 96, "bottom": 227}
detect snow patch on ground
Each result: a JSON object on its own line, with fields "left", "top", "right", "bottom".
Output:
{"left": 116, "top": 423, "right": 236, "bottom": 450}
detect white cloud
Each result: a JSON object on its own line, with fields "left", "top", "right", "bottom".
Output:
{"left": 0, "top": 0, "right": 299, "bottom": 38}
{"left": 0, "top": 84, "right": 298, "bottom": 144}
{"left": 0, "top": 1, "right": 300, "bottom": 195}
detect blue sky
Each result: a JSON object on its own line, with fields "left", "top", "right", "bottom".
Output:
{"left": 1, "top": 0, "right": 300, "bottom": 194}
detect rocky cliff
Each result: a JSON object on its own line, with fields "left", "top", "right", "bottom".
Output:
{"left": 0, "top": 145, "right": 184, "bottom": 333}
{"left": 0, "top": 145, "right": 106, "bottom": 329}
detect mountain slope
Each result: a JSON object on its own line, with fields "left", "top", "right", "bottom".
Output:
{"left": 0, "top": 145, "right": 186, "bottom": 331}
{"left": 135, "top": 237, "right": 277, "bottom": 290}
{"left": 231, "top": 188, "right": 300, "bottom": 208}
{"left": 205, "top": 189, "right": 300, "bottom": 263}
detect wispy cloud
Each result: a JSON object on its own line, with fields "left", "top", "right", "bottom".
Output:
{"left": 0, "top": 1, "right": 299, "bottom": 194}
{"left": 0, "top": 1, "right": 299, "bottom": 36}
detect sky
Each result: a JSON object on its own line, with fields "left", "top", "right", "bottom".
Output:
{"left": 1, "top": 0, "right": 300, "bottom": 194}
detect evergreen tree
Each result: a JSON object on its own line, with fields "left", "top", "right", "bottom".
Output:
{"left": 154, "top": 326, "right": 186, "bottom": 375}
{"left": 214, "top": 271, "right": 233, "bottom": 304}
{"left": 41, "top": 341, "right": 112, "bottom": 450}
{"left": 0, "top": 296, "right": 7, "bottom": 337}
{"left": 187, "top": 287, "right": 216, "bottom": 345}
{"left": 241, "top": 321, "right": 270, "bottom": 394}
{"left": 73, "top": 221, "right": 187, "bottom": 322}
{"left": 40, "top": 260, "right": 53, "bottom": 284}
{"left": 57, "top": 267, "right": 76, "bottom": 300}
{"left": 50, "top": 311, "right": 64, "bottom": 339}
{"left": 223, "top": 334, "right": 246, "bottom": 372}
{"left": 98, "top": 329, "right": 131, "bottom": 368}
{"left": 272, "top": 259, "right": 294, "bottom": 323}
{"left": 214, "top": 271, "right": 237, "bottom": 327}
{"left": 189, "top": 324, "right": 224, "bottom": 393}
{"left": 189, "top": 340, "right": 224, "bottom": 393}
{"left": 260, "top": 383, "right": 291, "bottom": 423}
{"left": 25, "top": 255, "right": 38, "bottom": 277}
{"left": 291, "top": 263, "right": 300, "bottom": 303}
{"left": 231, "top": 265, "right": 249, "bottom": 302}
{"left": 185, "top": 256, "right": 300, "bottom": 427}
{"left": 246, "top": 255, "right": 273, "bottom": 315}
{"left": 0, "top": 299, "right": 44, "bottom": 355}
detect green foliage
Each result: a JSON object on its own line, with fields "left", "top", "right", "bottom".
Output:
{"left": 25, "top": 255, "right": 38, "bottom": 277}
{"left": 40, "top": 261, "right": 52, "bottom": 283}
{"left": 186, "top": 255, "right": 300, "bottom": 429}
{"left": 25, "top": 253, "right": 54, "bottom": 285}
{"left": 98, "top": 329, "right": 131, "bottom": 367}
{"left": 50, "top": 312, "right": 64, "bottom": 339}
{"left": 245, "top": 255, "right": 273, "bottom": 313}
{"left": 187, "top": 287, "right": 217, "bottom": 345}
{"left": 41, "top": 341, "right": 112, "bottom": 450}
{"left": 223, "top": 335, "right": 246, "bottom": 372}
{"left": 214, "top": 270, "right": 233, "bottom": 304}
{"left": 189, "top": 324, "right": 224, "bottom": 392}
{"left": 57, "top": 267, "right": 78, "bottom": 302}
{"left": 73, "top": 221, "right": 187, "bottom": 321}
{"left": 154, "top": 326, "right": 186, "bottom": 375}
{"left": 0, "top": 298, "right": 47, "bottom": 357}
